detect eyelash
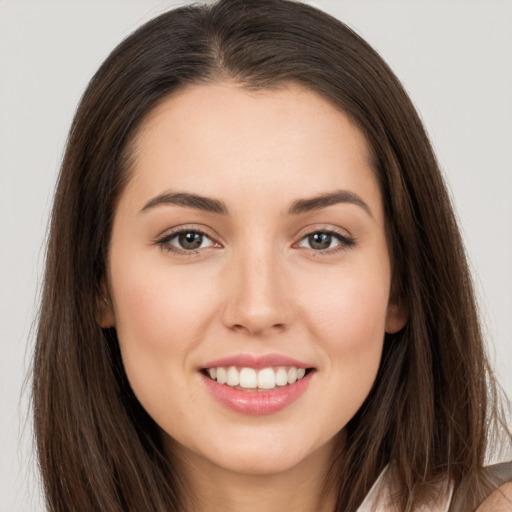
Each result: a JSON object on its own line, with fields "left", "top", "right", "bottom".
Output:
{"left": 155, "top": 227, "right": 356, "bottom": 256}
{"left": 155, "top": 227, "right": 217, "bottom": 256}
{"left": 296, "top": 228, "right": 356, "bottom": 256}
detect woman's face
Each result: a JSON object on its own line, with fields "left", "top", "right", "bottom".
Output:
{"left": 103, "top": 82, "right": 405, "bottom": 477}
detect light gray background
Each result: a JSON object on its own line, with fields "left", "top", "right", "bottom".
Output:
{"left": 1, "top": 1, "right": 511, "bottom": 510}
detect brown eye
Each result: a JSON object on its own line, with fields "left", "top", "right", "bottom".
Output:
{"left": 307, "top": 232, "right": 333, "bottom": 250}
{"left": 157, "top": 229, "right": 216, "bottom": 253}
{"left": 297, "top": 230, "right": 355, "bottom": 252}
{"left": 178, "top": 231, "right": 204, "bottom": 250}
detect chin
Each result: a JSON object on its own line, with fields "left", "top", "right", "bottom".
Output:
{"left": 195, "top": 428, "right": 334, "bottom": 478}
{"left": 212, "top": 447, "right": 308, "bottom": 476}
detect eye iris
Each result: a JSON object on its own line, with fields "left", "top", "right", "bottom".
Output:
{"left": 308, "top": 232, "right": 332, "bottom": 250}
{"left": 178, "top": 232, "right": 203, "bottom": 250}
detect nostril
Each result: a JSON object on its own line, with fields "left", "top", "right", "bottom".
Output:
{"left": 228, "top": 321, "right": 286, "bottom": 336}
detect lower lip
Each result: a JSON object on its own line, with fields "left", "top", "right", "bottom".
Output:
{"left": 201, "top": 371, "right": 313, "bottom": 415}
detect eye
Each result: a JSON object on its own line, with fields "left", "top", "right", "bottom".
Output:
{"left": 156, "top": 229, "right": 216, "bottom": 253}
{"left": 297, "top": 230, "right": 355, "bottom": 252}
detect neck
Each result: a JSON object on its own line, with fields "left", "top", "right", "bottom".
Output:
{"left": 168, "top": 438, "right": 337, "bottom": 512}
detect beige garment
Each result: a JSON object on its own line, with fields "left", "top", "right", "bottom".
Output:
{"left": 356, "top": 461, "right": 512, "bottom": 512}
{"left": 356, "top": 467, "right": 453, "bottom": 512}
{"left": 448, "top": 461, "right": 512, "bottom": 511}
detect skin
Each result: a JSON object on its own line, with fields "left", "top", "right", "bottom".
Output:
{"left": 101, "top": 82, "right": 407, "bottom": 512}
{"left": 476, "top": 482, "right": 512, "bottom": 512}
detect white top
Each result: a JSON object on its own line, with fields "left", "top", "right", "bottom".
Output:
{"left": 356, "top": 467, "right": 453, "bottom": 512}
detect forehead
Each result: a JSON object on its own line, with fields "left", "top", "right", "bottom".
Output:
{"left": 134, "top": 81, "right": 372, "bottom": 161}
{"left": 123, "top": 81, "right": 380, "bottom": 218}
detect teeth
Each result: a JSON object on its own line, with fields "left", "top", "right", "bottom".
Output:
{"left": 226, "top": 366, "right": 240, "bottom": 386}
{"left": 275, "top": 367, "right": 288, "bottom": 386}
{"left": 216, "top": 367, "right": 227, "bottom": 384}
{"left": 287, "top": 367, "right": 297, "bottom": 384}
{"left": 239, "top": 367, "right": 257, "bottom": 388}
{"left": 257, "top": 368, "right": 275, "bottom": 389}
{"left": 205, "top": 366, "right": 309, "bottom": 390}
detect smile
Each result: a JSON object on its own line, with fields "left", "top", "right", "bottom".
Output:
{"left": 200, "top": 354, "right": 315, "bottom": 414}
{"left": 204, "top": 366, "right": 308, "bottom": 390}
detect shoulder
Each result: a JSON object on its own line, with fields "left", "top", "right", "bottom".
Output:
{"left": 475, "top": 481, "right": 512, "bottom": 512}
{"left": 446, "top": 461, "right": 512, "bottom": 512}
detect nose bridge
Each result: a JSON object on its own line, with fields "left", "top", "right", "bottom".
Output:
{"left": 223, "top": 236, "right": 290, "bottom": 335}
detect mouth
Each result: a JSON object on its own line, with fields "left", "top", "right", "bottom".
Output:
{"left": 201, "top": 365, "right": 315, "bottom": 391}
{"left": 200, "top": 354, "right": 316, "bottom": 414}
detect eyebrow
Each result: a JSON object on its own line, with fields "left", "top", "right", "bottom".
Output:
{"left": 140, "top": 192, "right": 228, "bottom": 215}
{"left": 287, "top": 190, "right": 373, "bottom": 218}
{"left": 139, "top": 189, "right": 372, "bottom": 218}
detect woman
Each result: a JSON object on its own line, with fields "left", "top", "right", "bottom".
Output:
{"left": 32, "top": 0, "right": 511, "bottom": 510}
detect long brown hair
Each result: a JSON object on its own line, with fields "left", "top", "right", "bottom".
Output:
{"left": 33, "top": 0, "right": 509, "bottom": 510}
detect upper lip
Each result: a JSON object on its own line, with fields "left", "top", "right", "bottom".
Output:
{"left": 202, "top": 353, "right": 313, "bottom": 370}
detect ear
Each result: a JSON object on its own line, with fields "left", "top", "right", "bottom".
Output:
{"left": 385, "top": 299, "right": 408, "bottom": 334}
{"left": 96, "top": 281, "right": 115, "bottom": 329}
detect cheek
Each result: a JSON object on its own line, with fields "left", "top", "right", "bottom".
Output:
{"left": 296, "top": 254, "right": 391, "bottom": 402}
{"left": 109, "top": 258, "right": 222, "bottom": 411}
{"left": 109, "top": 259, "right": 222, "bottom": 420}
{"left": 316, "top": 291, "right": 387, "bottom": 395}
{"left": 303, "top": 265, "right": 390, "bottom": 346}
{"left": 112, "top": 261, "right": 217, "bottom": 351}
{"left": 301, "top": 267, "right": 389, "bottom": 427}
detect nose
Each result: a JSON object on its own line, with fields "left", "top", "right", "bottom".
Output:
{"left": 221, "top": 245, "right": 292, "bottom": 336}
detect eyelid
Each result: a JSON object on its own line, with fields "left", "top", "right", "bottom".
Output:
{"left": 293, "top": 225, "right": 356, "bottom": 254}
{"left": 154, "top": 224, "right": 222, "bottom": 255}
{"left": 153, "top": 223, "right": 355, "bottom": 257}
